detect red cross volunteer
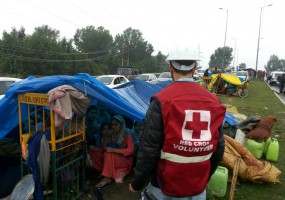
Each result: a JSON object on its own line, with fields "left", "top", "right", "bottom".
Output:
{"left": 129, "top": 48, "right": 226, "bottom": 200}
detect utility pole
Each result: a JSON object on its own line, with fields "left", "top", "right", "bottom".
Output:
{"left": 219, "top": 8, "right": 228, "bottom": 70}
{"left": 232, "top": 38, "right": 237, "bottom": 72}
{"left": 255, "top": 4, "right": 272, "bottom": 77}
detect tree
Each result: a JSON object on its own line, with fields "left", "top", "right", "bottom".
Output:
{"left": 74, "top": 26, "right": 113, "bottom": 60}
{"left": 0, "top": 27, "right": 27, "bottom": 75}
{"left": 0, "top": 25, "right": 97, "bottom": 76}
{"left": 266, "top": 55, "right": 283, "bottom": 72}
{"left": 280, "top": 59, "right": 285, "bottom": 71}
{"left": 114, "top": 27, "right": 154, "bottom": 71}
{"left": 153, "top": 51, "right": 168, "bottom": 72}
{"left": 209, "top": 46, "right": 233, "bottom": 69}
{"left": 237, "top": 63, "right": 247, "bottom": 70}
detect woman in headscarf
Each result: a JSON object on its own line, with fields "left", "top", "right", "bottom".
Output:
{"left": 95, "top": 115, "right": 134, "bottom": 187}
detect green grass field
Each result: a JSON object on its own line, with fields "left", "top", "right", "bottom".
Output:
{"left": 211, "top": 80, "right": 285, "bottom": 200}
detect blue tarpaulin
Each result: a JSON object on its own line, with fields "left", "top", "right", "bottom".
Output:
{"left": 0, "top": 73, "right": 171, "bottom": 139}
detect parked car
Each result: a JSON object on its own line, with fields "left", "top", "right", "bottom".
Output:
{"left": 269, "top": 71, "right": 285, "bottom": 85}
{"left": 196, "top": 69, "right": 205, "bottom": 78}
{"left": 116, "top": 67, "right": 139, "bottom": 80}
{"left": 135, "top": 73, "right": 158, "bottom": 84}
{"left": 193, "top": 71, "right": 201, "bottom": 81}
{"left": 236, "top": 71, "right": 249, "bottom": 82}
{"left": 96, "top": 75, "right": 129, "bottom": 88}
{"left": 0, "top": 77, "right": 22, "bottom": 99}
{"left": 157, "top": 72, "right": 172, "bottom": 82}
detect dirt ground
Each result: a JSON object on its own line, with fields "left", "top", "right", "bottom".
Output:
{"left": 81, "top": 170, "right": 141, "bottom": 200}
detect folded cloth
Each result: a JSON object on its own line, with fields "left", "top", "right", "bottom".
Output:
{"left": 237, "top": 115, "right": 260, "bottom": 134}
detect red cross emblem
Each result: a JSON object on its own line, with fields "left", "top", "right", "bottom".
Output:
{"left": 184, "top": 112, "right": 209, "bottom": 139}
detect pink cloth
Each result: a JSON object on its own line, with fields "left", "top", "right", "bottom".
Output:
{"left": 101, "top": 134, "right": 134, "bottom": 179}
{"left": 48, "top": 85, "right": 92, "bottom": 130}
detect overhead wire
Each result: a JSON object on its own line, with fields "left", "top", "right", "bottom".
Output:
{"left": 67, "top": 0, "right": 105, "bottom": 26}
{"left": 0, "top": 47, "right": 133, "bottom": 63}
{"left": 25, "top": 0, "right": 79, "bottom": 27}
{"left": 0, "top": 41, "right": 130, "bottom": 56}
{"left": 0, "top": 7, "right": 42, "bottom": 25}
{"left": 0, "top": 0, "right": 149, "bottom": 64}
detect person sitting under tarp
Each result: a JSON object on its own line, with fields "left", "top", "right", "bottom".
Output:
{"left": 87, "top": 122, "right": 113, "bottom": 176}
{"left": 85, "top": 106, "right": 101, "bottom": 147}
{"left": 95, "top": 103, "right": 111, "bottom": 127}
{"left": 95, "top": 115, "right": 134, "bottom": 188}
{"left": 222, "top": 82, "right": 237, "bottom": 96}
{"left": 130, "top": 121, "right": 143, "bottom": 167}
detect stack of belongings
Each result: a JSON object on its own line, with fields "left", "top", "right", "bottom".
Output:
{"left": 221, "top": 115, "right": 281, "bottom": 184}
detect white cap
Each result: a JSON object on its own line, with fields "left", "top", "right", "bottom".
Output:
{"left": 165, "top": 48, "right": 200, "bottom": 71}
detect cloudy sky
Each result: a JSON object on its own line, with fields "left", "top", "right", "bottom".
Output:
{"left": 1, "top": 0, "right": 284, "bottom": 70}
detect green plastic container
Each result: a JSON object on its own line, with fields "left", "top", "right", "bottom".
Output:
{"left": 208, "top": 166, "right": 228, "bottom": 197}
{"left": 246, "top": 139, "right": 265, "bottom": 159}
{"left": 266, "top": 138, "right": 279, "bottom": 162}
{"left": 264, "top": 137, "right": 272, "bottom": 155}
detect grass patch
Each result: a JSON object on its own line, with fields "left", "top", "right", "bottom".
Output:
{"left": 210, "top": 80, "right": 285, "bottom": 200}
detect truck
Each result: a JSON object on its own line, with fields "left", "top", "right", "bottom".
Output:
{"left": 116, "top": 67, "right": 139, "bottom": 80}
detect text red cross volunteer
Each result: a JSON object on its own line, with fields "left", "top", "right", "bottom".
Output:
{"left": 185, "top": 112, "right": 208, "bottom": 139}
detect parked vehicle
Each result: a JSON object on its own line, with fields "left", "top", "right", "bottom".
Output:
{"left": 236, "top": 71, "right": 249, "bottom": 82}
{"left": 96, "top": 75, "right": 129, "bottom": 88}
{"left": 135, "top": 73, "right": 158, "bottom": 84}
{"left": 157, "top": 72, "right": 172, "bottom": 82}
{"left": 0, "top": 77, "right": 22, "bottom": 99}
{"left": 116, "top": 67, "right": 139, "bottom": 80}
{"left": 193, "top": 71, "right": 201, "bottom": 81}
{"left": 269, "top": 71, "right": 285, "bottom": 85}
{"left": 196, "top": 69, "right": 205, "bottom": 78}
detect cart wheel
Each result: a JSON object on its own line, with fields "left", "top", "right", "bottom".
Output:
{"left": 238, "top": 88, "right": 248, "bottom": 98}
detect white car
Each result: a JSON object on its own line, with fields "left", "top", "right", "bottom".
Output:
{"left": 0, "top": 77, "right": 22, "bottom": 99}
{"left": 96, "top": 75, "right": 129, "bottom": 88}
{"left": 196, "top": 69, "right": 205, "bottom": 78}
{"left": 236, "top": 71, "right": 249, "bottom": 82}
{"left": 193, "top": 71, "right": 201, "bottom": 81}
{"left": 135, "top": 73, "right": 158, "bottom": 84}
{"left": 269, "top": 71, "right": 285, "bottom": 85}
{"left": 158, "top": 72, "right": 172, "bottom": 82}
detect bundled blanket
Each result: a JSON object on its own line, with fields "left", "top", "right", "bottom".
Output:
{"left": 48, "top": 85, "right": 92, "bottom": 130}
{"left": 222, "top": 135, "right": 281, "bottom": 184}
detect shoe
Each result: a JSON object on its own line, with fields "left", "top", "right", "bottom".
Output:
{"left": 114, "top": 172, "right": 126, "bottom": 183}
{"left": 95, "top": 178, "right": 112, "bottom": 188}
{"left": 97, "top": 174, "right": 103, "bottom": 179}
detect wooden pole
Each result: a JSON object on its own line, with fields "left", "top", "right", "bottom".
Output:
{"left": 229, "top": 155, "right": 241, "bottom": 200}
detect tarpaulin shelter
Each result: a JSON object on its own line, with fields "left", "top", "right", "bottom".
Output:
{"left": 0, "top": 73, "right": 171, "bottom": 139}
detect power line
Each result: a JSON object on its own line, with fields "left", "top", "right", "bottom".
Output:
{"left": 0, "top": 42, "right": 129, "bottom": 56}
{"left": 0, "top": 47, "right": 132, "bottom": 63}
{"left": 67, "top": 0, "right": 105, "bottom": 26}
{"left": 25, "top": 0, "right": 79, "bottom": 27}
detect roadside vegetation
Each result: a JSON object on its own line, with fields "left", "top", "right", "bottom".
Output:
{"left": 210, "top": 79, "right": 285, "bottom": 200}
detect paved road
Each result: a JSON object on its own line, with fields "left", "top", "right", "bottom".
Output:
{"left": 268, "top": 83, "right": 285, "bottom": 105}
